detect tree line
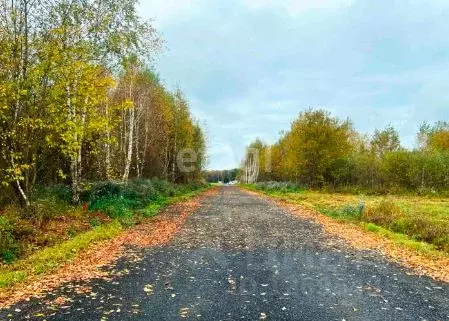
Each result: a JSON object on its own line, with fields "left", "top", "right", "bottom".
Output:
{"left": 204, "top": 169, "right": 238, "bottom": 184}
{"left": 0, "top": 0, "right": 206, "bottom": 206}
{"left": 242, "top": 109, "right": 449, "bottom": 193}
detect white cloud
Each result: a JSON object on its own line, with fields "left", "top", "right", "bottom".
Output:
{"left": 138, "top": 0, "right": 449, "bottom": 168}
{"left": 138, "top": 0, "right": 196, "bottom": 26}
{"left": 242, "top": 0, "right": 354, "bottom": 15}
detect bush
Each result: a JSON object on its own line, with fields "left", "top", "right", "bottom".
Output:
{"left": 0, "top": 217, "right": 20, "bottom": 264}
{"left": 86, "top": 178, "right": 203, "bottom": 221}
{"left": 342, "top": 203, "right": 365, "bottom": 218}
{"left": 66, "top": 178, "right": 207, "bottom": 229}
{"left": 151, "top": 178, "right": 177, "bottom": 197}
{"left": 403, "top": 216, "right": 449, "bottom": 251}
{"left": 187, "top": 180, "right": 208, "bottom": 191}
{"left": 32, "top": 185, "right": 72, "bottom": 203}
{"left": 256, "top": 181, "right": 304, "bottom": 193}
{"left": 321, "top": 202, "right": 364, "bottom": 220}
{"left": 123, "top": 179, "right": 159, "bottom": 202}
{"left": 88, "top": 197, "right": 135, "bottom": 219}
{"left": 20, "top": 198, "right": 63, "bottom": 224}
{"left": 362, "top": 199, "right": 403, "bottom": 227}
{"left": 362, "top": 199, "right": 449, "bottom": 251}
{"left": 83, "top": 181, "right": 123, "bottom": 201}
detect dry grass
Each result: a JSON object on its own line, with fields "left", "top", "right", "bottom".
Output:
{"left": 243, "top": 187, "right": 449, "bottom": 283}
{"left": 270, "top": 191, "right": 449, "bottom": 253}
{"left": 244, "top": 185, "right": 449, "bottom": 253}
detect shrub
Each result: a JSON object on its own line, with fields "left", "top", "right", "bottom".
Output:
{"left": 32, "top": 185, "right": 72, "bottom": 203}
{"left": 362, "top": 199, "right": 403, "bottom": 227}
{"left": 256, "top": 181, "right": 304, "bottom": 193}
{"left": 90, "top": 218, "right": 101, "bottom": 227}
{"left": 86, "top": 178, "right": 205, "bottom": 224}
{"left": 404, "top": 216, "right": 449, "bottom": 250}
{"left": 83, "top": 181, "right": 123, "bottom": 201}
{"left": 0, "top": 217, "right": 20, "bottom": 264}
{"left": 188, "top": 180, "right": 208, "bottom": 190}
{"left": 123, "top": 179, "right": 159, "bottom": 202}
{"left": 151, "top": 178, "right": 177, "bottom": 196}
{"left": 361, "top": 199, "right": 449, "bottom": 251}
{"left": 342, "top": 203, "right": 365, "bottom": 218}
{"left": 321, "top": 202, "right": 364, "bottom": 220}
{"left": 88, "top": 197, "right": 135, "bottom": 219}
{"left": 20, "top": 198, "right": 63, "bottom": 224}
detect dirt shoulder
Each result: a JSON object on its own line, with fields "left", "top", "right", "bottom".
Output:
{"left": 0, "top": 187, "right": 219, "bottom": 309}
{"left": 1, "top": 187, "right": 448, "bottom": 321}
{"left": 242, "top": 188, "right": 449, "bottom": 283}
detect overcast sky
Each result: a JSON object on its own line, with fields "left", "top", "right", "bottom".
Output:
{"left": 138, "top": 0, "right": 449, "bottom": 170}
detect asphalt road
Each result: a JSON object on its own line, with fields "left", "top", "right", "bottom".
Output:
{"left": 2, "top": 187, "right": 449, "bottom": 320}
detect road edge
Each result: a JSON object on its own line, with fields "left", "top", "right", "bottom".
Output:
{"left": 0, "top": 187, "right": 220, "bottom": 309}
{"left": 240, "top": 187, "right": 449, "bottom": 284}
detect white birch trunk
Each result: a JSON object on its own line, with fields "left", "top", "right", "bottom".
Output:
{"left": 122, "top": 106, "right": 134, "bottom": 181}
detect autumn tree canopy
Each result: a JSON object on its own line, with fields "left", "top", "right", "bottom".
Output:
{"left": 0, "top": 0, "right": 206, "bottom": 206}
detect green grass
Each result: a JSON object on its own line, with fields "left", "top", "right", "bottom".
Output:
{"left": 0, "top": 182, "right": 211, "bottom": 289}
{"left": 362, "top": 223, "right": 442, "bottom": 256}
{"left": 1, "top": 179, "right": 209, "bottom": 265}
{"left": 243, "top": 184, "right": 449, "bottom": 255}
{"left": 0, "top": 222, "right": 122, "bottom": 288}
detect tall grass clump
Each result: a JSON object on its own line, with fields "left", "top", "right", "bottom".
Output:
{"left": 256, "top": 181, "right": 304, "bottom": 193}
{"left": 362, "top": 199, "right": 449, "bottom": 252}
{"left": 362, "top": 199, "right": 403, "bottom": 227}
{"left": 321, "top": 202, "right": 365, "bottom": 220}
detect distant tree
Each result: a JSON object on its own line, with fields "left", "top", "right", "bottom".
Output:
{"left": 427, "top": 122, "right": 449, "bottom": 151}
{"left": 283, "top": 109, "right": 353, "bottom": 187}
{"left": 370, "top": 125, "right": 401, "bottom": 157}
{"left": 242, "top": 139, "right": 263, "bottom": 184}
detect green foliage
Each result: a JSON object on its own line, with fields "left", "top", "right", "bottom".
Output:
{"left": 361, "top": 200, "right": 449, "bottom": 251}
{"left": 87, "top": 179, "right": 205, "bottom": 225}
{"left": 0, "top": 0, "right": 206, "bottom": 207}
{"left": 0, "top": 217, "right": 19, "bottom": 264}
{"left": 362, "top": 223, "right": 441, "bottom": 256}
{"left": 362, "top": 199, "right": 403, "bottom": 227}
{"left": 370, "top": 126, "right": 401, "bottom": 157}
{"left": 32, "top": 185, "right": 73, "bottom": 203}
{"left": 89, "top": 197, "right": 135, "bottom": 219}
{"left": 244, "top": 113, "right": 449, "bottom": 193}
{"left": 256, "top": 181, "right": 304, "bottom": 193}
{"left": 0, "top": 222, "right": 123, "bottom": 288}
{"left": 0, "top": 178, "right": 206, "bottom": 267}
{"left": 139, "top": 203, "right": 164, "bottom": 218}
{"left": 67, "top": 228, "right": 78, "bottom": 238}
{"left": 321, "top": 203, "right": 365, "bottom": 220}
{"left": 150, "top": 178, "right": 178, "bottom": 197}
{"left": 83, "top": 182, "right": 123, "bottom": 201}
{"left": 252, "top": 186, "right": 449, "bottom": 254}
{"left": 20, "top": 198, "right": 66, "bottom": 223}
{"left": 89, "top": 219, "right": 101, "bottom": 227}
{"left": 125, "top": 179, "right": 159, "bottom": 201}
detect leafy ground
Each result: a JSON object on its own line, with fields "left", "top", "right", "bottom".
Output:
{"left": 0, "top": 180, "right": 210, "bottom": 296}
{"left": 242, "top": 186, "right": 449, "bottom": 283}
{"left": 243, "top": 183, "right": 449, "bottom": 255}
{"left": 0, "top": 187, "right": 447, "bottom": 320}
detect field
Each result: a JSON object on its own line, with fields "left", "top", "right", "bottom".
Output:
{"left": 245, "top": 183, "right": 449, "bottom": 254}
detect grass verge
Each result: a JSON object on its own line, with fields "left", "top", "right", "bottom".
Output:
{"left": 0, "top": 222, "right": 122, "bottom": 288}
{"left": 242, "top": 184, "right": 449, "bottom": 258}
{"left": 0, "top": 185, "right": 210, "bottom": 290}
